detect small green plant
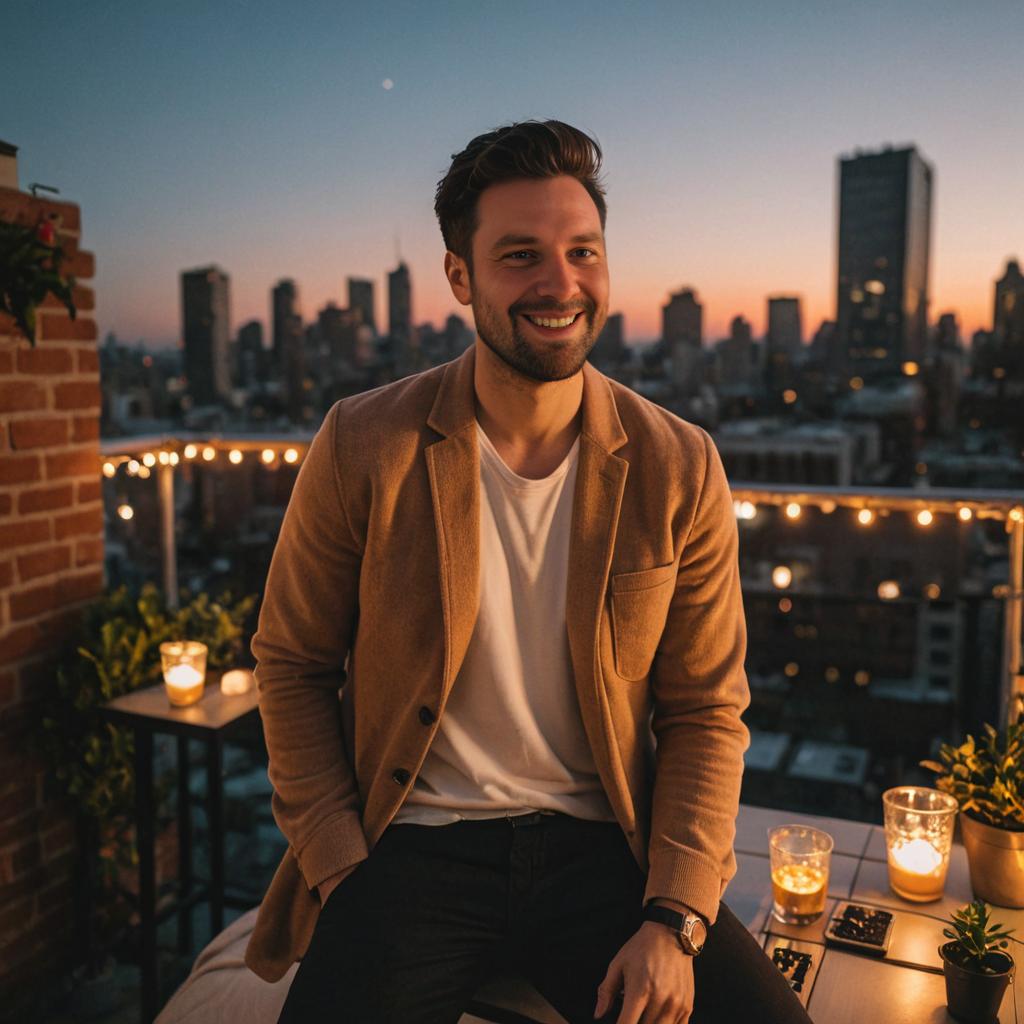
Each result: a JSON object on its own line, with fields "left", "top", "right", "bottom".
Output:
{"left": 36, "top": 582, "right": 257, "bottom": 959}
{"left": 943, "top": 899, "right": 1014, "bottom": 973}
{"left": 0, "top": 214, "right": 77, "bottom": 345}
{"left": 921, "top": 722, "right": 1024, "bottom": 831}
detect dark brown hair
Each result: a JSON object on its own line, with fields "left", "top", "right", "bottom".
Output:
{"left": 434, "top": 119, "right": 607, "bottom": 273}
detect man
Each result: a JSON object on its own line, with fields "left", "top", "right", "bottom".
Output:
{"left": 246, "top": 120, "right": 810, "bottom": 1024}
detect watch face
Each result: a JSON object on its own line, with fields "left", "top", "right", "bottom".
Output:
{"left": 690, "top": 918, "right": 708, "bottom": 949}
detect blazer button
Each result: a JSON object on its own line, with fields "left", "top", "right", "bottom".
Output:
{"left": 418, "top": 706, "right": 436, "bottom": 726}
{"left": 392, "top": 768, "right": 411, "bottom": 786}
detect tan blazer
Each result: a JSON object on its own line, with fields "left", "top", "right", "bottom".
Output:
{"left": 244, "top": 345, "right": 750, "bottom": 982}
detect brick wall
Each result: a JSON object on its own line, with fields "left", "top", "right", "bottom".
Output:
{"left": 0, "top": 186, "right": 102, "bottom": 1010}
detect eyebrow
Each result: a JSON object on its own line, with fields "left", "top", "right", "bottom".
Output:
{"left": 488, "top": 231, "right": 604, "bottom": 253}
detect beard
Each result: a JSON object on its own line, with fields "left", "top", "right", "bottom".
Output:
{"left": 470, "top": 287, "right": 606, "bottom": 383}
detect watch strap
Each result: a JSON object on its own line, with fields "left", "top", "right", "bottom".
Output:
{"left": 642, "top": 905, "right": 706, "bottom": 955}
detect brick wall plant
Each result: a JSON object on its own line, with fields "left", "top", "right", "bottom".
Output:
{"left": 0, "top": 185, "right": 102, "bottom": 1012}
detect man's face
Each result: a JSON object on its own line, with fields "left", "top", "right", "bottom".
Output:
{"left": 461, "top": 175, "right": 609, "bottom": 383}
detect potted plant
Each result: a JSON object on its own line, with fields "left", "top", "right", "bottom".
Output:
{"left": 922, "top": 722, "right": 1024, "bottom": 907}
{"left": 939, "top": 899, "right": 1014, "bottom": 1023}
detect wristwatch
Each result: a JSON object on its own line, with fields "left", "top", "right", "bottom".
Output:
{"left": 642, "top": 905, "right": 708, "bottom": 955}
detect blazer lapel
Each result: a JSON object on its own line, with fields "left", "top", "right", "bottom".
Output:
{"left": 425, "top": 347, "right": 481, "bottom": 702}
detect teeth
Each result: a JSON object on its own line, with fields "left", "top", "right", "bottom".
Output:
{"left": 527, "top": 314, "right": 578, "bottom": 328}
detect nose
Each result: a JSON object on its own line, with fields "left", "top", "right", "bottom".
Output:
{"left": 533, "top": 253, "right": 579, "bottom": 303}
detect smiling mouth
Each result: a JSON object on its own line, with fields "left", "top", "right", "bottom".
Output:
{"left": 520, "top": 312, "right": 584, "bottom": 332}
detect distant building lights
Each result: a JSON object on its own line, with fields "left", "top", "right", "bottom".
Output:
{"left": 784, "top": 502, "right": 801, "bottom": 520}
{"left": 850, "top": 377, "right": 864, "bottom": 391}
{"left": 127, "top": 460, "right": 140, "bottom": 476}
{"left": 854, "top": 670, "right": 871, "bottom": 687}
{"left": 772, "top": 566, "right": 793, "bottom": 589}
{"left": 117, "top": 504, "right": 134, "bottom": 521}
{"left": 228, "top": 449, "right": 243, "bottom": 465}
{"left": 902, "top": 361, "right": 920, "bottom": 376}
{"left": 202, "top": 446, "right": 216, "bottom": 461}
{"left": 916, "top": 510, "right": 934, "bottom": 526}
{"left": 284, "top": 448, "right": 299, "bottom": 464}
{"left": 877, "top": 580, "right": 901, "bottom": 601}
{"left": 864, "top": 280, "right": 886, "bottom": 295}
{"left": 820, "top": 500, "right": 837, "bottom": 514}
{"left": 915, "top": 462, "right": 928, "bottom": 475}
{"left": 778, "top": 598, "right": 793, "bottom": 613}
{"left": 102, "top": 461, "right": 116, "bottom": 478}
{"left": 261, "top": 448, "right": 275, "bottom": 464}
{"left": 783, "top": 389, "right": 797, "bottom": 404}
{"left": 857, "top": 509, "right": 874, "bottom": 526}
{"left": 994, "top": 367, "right": 1006, "bottom": 379}
{"left": 142, "top": 452, "right": 156, "bottom": 467}
{"left": 784, "top": 662, "right": 799, "bottom": 678}
{"left": 924, "top": 583, "right": 941, "bottom": 600}
{"left": 184, "top": 444, "right": 198, "bottom": 459}
{"left": 957, "top": 507, "right": 973, "bottom": 522}
{"left": 825, "top": 667, "right": 840, "bottom": 683}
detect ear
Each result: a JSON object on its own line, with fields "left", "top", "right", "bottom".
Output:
{"left": 444, "top": 251, "right": 473, "bottom": 306}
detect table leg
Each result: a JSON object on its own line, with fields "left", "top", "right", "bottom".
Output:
{"left": 206, "top": 736, "right": 224, "bottom": 935}
{"left": 134, "top": 729, "right": 157, "bottom": 1024}
{"left": 177, "top": 735, "right": 193, "bottom": 954}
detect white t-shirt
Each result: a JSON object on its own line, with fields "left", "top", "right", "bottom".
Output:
{"left": 392, "top": 421, "right": 616, "bottom": 825}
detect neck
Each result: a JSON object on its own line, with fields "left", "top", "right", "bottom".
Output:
{"left": 472, "top": 338, "right": 583, "bottom": 454}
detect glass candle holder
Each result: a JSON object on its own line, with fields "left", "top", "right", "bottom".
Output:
{"left": 882, "top": 786, "right": 958, "bottom": 902}
{"left": 160, "top": 641, "right": 208, "bottom": 707}
{"left": 768, "top": 824, "right": 833, "bottom": 925}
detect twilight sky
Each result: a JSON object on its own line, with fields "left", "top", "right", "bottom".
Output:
{"left": 3, "top": 0, "right": 1022, "bottom": 349}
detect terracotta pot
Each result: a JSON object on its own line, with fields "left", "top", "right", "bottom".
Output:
{"left": 961, "top": 813, "right": 1024, "bottom": 908}
{"left": 939, "top": 942, "right": 1013, "bottom": 1023}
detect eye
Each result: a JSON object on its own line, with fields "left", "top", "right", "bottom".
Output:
{"left": 503, "top": 250, "right": 535, "bottom": 260}
{"left": 572, "top": 248, "right": 598, "bottom": 258}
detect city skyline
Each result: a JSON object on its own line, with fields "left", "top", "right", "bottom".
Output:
{"left": 4, "top": 1, "right": 1022, "bottom": 348}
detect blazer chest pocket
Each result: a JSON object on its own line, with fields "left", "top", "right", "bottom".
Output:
{"left": 609, "top": 562, "right": 677, "bottom": 681}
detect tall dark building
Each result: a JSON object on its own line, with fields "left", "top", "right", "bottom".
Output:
{"left": 272, "top": 279, "right": 300, "bottom": 370}
{"left": 388, "top": 261, "right": 412, "bottom": 371}
{"left": 836, "top": 145, "right": 933, "bottom": 380}
{"left": 180, "top": 265, "right": 231, "bottom": 407}
{"left": 766, "top": 296, "right": 802, "bottom": 397}
{"left": 993, "top": 259, "right": 1024, "bottom": 379}
{"left": 591, "top": 312, "right": 625, "bottom": 369}
{"left": 347, "top": 277, "right": 376, "bottom": 335}
{"left": 236, "top": 319, "right": 265, "bottom": 387}
{"left": 663, "top": 288, "right": 703, "bottom": 393}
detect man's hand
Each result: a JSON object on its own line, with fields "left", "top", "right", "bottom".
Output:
{"left": 593, "top": 921, "right": 694, "bottom": 1023}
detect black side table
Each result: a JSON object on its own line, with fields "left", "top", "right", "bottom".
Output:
{"left": 101, "top": 677, "right": 260, "bottom": 1024}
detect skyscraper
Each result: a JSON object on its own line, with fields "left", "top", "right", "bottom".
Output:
{"left": 347, "top": 277, "right": 376, "bottom": 335}
{"left": 993, "top": 259, "right": 1024, "bottom": 380}
{"left": 836, "top": 145, "right": 933, "bottom": 379}
{"left": 662, "top": 288, "right": 702, "bottom": 392}
{"left": 766, "top": 296, "right": 802, "bottom": 396}
{"left": 272, "top": 279, "right": 300, "bottom": 370}
{"left": 180, "top": 265, "right": 231, "bottom": 407}
{"left": 236, "top": 319, "right": 265, "bottom": 387}
{"left": 591, "top": 312, "right": 625, "bottom": 369}
{"left": 388, "top": 261, "right": 413, "bottom": 372}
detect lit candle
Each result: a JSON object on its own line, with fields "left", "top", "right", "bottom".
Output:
{"left": 220, "top": 668, "right": 254, "bottom": 696}
{"left": 165, "top": 662, "right": 204, "bottom": 706}
{"left": 888, "top": 837, "right": 947, "bottom": 901}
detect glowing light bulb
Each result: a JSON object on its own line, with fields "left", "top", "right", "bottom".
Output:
{"left": 168, "top": 451, "right": 179, "bottom": 466}
{"left": 202, "top": 446, "right": 215, "bottom": 461}
{"left": 772, "top": 566, "right": 792, "bottom": 589}
{"left": 142, "top": 452, "right": 156, "bottom": 467}
{"left": 878, "top": 580, "right": 900, "bottom": 601}
{"left": 261, "top": 448, "right": 275, "bottom": 464}
{"left": 228, "top": 449, "right": 243, "bottom": 465}
{"left": 184, "top": 444, "right": 198, "bottom": 459}
{"left": 284, "top": 448, "right": 299, "bottom": 464}
{"left": 857, "top": 509, "right": 874, "bottom": 526}
{"left": 158, "top": 451, "right": 170, "bottom": 465}
{"left": 957, "top": 507, "right": 973, "bottom": 522}
{"left": 127, "top": 460, "right": 140, "bottom": 476}
{"left": 784, "top": 663, "right": 799, "bottom": 678}
{"left": 784, "top": 503, "right": 801, "bottom": 520}
{"left": 916, "top": 510, "right": 933, "bottom": 526}
{"left": 117, "top": 504, "right": 134, "bottom": 521}
{"left": 102, "top": 461, "right": 116, "bottom": 478}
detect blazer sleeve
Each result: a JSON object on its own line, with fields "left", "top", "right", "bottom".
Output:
{"left": 643, "top": 428, "right": 751, "bottom": 924}
{"left": 250, "top": 400, "right": 369, "bottom": 891}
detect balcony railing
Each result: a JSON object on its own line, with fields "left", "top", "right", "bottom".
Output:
{"left": 100, "top": 434, "right": 1024, "bottom": 727}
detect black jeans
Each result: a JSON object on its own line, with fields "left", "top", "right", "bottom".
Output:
{"left": 277, "top": 812, "right": 811, "bottom": 1024}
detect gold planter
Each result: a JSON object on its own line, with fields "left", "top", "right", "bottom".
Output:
{"left": 961, "top": 814, "right": 1024, "bottom": 908}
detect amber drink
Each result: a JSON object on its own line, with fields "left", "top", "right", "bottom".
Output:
{"left": 768, "top": 825, "right": 833, "bottom": 925}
